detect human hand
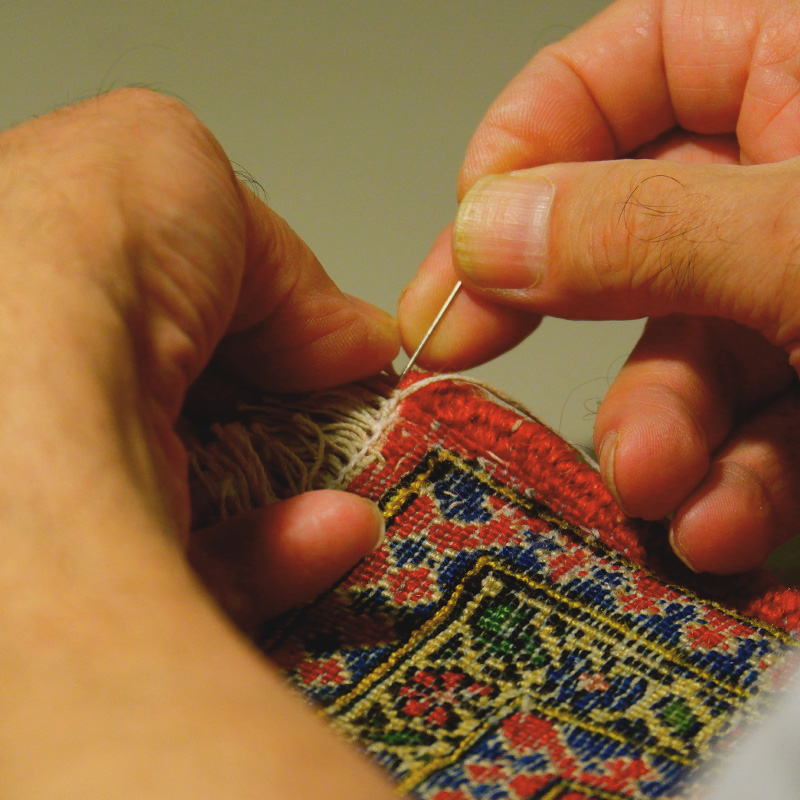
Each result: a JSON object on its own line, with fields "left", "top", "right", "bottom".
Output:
{"left": 400, "top": 0, "right": 800, "bottom": 575}
{"left": 0, "top": 89, "right": 398, "bottom": 797}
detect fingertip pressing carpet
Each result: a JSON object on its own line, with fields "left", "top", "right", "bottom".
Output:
{"left": 187, "top": 372, "right": 800, "bottom": 800}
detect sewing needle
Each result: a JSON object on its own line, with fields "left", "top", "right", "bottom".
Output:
{"left": 399, "top": 280, "right": 462, "bottom": 381}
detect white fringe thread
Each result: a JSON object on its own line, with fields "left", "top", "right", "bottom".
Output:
{"left": 185, "top": 372, "right": 592, "bottom": 528}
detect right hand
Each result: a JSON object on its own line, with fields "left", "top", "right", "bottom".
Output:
{"left": 400, "top": 0, "right": 800, "bottom": 575}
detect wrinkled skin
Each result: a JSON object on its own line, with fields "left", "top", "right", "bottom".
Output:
{"left": 401, "top": 0, "right": 800, "bottom": 575}
{"left": 0, "top": 88, "right": 399, "bottom": 799}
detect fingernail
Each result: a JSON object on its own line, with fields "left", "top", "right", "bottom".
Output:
{"left": 597, "top": 432, "right": 626, "bottom": 513}
{"left": 454, "top": 173, "right": 555, "bottom": 289}
{"left": 668, "top": 523, "right": 699, "bottom": 572}
{"left": 361, "top": 498, "right": 386, "bottom": 552}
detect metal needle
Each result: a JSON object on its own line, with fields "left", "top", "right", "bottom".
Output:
{"left": 399, "top": 280, "right": 462, "bottom": 381}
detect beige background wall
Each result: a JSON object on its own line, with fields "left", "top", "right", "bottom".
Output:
{"left": 0, "top": 0, "right": 643, "bottom": 449}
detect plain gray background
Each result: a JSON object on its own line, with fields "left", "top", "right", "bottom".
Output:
{"left": 0, "top": 0, "right": 643, "bottom": 449}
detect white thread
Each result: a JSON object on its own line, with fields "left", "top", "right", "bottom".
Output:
{"left": 185, "top": 371, "right": 589, "bottom": 527}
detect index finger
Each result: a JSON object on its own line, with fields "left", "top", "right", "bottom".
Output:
{"left": 459, "top": 0, "right": 800, "bottom": 196}
{"left": 216, "top": 185, "right": 400, "bottom": 393}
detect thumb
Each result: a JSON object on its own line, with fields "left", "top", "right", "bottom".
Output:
{"left": 453, "top": 160, "right": 800, "bottom": 365}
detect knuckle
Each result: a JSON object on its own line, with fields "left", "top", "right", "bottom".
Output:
{"left": 581, "top": 169, "right": 714, "bottom": 305}
{"left": 3, "top": 88, "right": 221, "bottom": 175}
{"left": 759, "top": 181, "right": 800, "bottom": 345}
{"left": 95, "top": 88, "right": 218, "bottom": 153}
{"left": 96, "top": 87, "right": 193, "bottom": 126}
{"left": 769, "top": 190, "right": 800, "bottom": 265}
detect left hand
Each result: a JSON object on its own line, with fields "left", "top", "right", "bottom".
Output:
{"left": 0, "top": 88, "right": 399, "bottom": 798}
{"left": 0, "top": 88, "right": 397, "bottom": 612}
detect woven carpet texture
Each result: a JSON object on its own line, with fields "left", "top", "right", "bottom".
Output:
{"left": 187, "top": 373, "right": 800, "bottom": 800}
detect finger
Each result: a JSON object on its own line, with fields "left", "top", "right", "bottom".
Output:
{"left": 399, "top": 131, "right": 741, "bottom": 370}
{"left": 450, "top": 159, "right": 800, "bottom": 368}
{"left": 459, "top": 0, "right": 668, "bottom": 193}
{"left": 215, "top": 186, "right": 399, "bottom": 393}
{"left": 633, "top": 131, "right": 741, "bottom": 164}
{"left": 459, "top": 0, "right": 800, "bottom": 194}
{"left": 668, "top": 389, "right": 800, "bottom": 574}
{"left": 397, "top": 226, "right": 539, "bottom": 369}
{"left": 188, "top": 490, "right": 385, "bottom": 628}
{"left": 594, "top": 315, "right": 796, "bottom": 520}
{"left": 0, "top": 89, "right": 399, "bottom": 402}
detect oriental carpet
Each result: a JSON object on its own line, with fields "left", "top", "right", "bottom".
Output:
{"left": 187, "top": 373, "right": 800, "bottom": 800}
